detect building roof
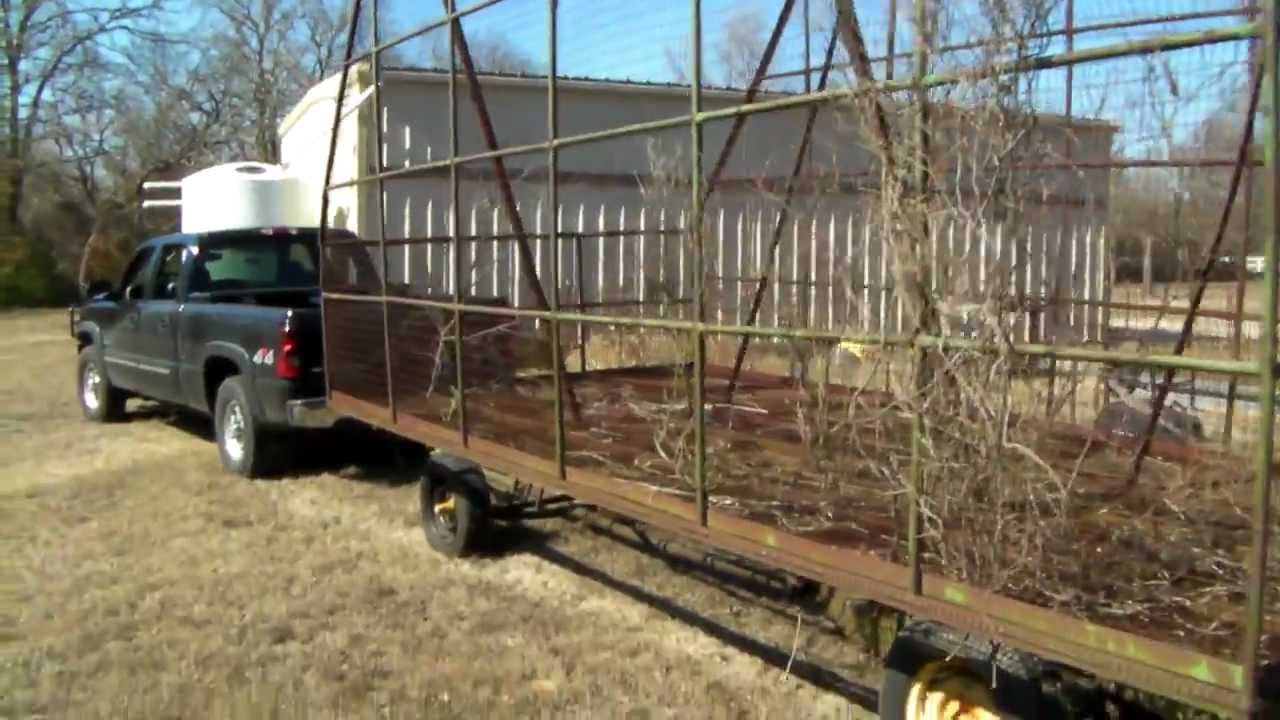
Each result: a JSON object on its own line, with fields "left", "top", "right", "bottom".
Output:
{"left": 379, "top": 65, "right": 1118, "bottom": 132}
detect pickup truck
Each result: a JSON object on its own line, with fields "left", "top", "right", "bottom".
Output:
{"left": 70, "top": 226, "right": 345, "bottom": 477}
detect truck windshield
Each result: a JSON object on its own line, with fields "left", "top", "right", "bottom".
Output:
{"left": 190, "top": 232, "right": 318, "bottom": 293}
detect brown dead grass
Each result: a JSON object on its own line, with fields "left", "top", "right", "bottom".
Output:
{"left": 0, "top": 310, "right": 877, "bottom": 719}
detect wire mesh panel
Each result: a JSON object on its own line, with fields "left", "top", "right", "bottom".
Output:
{"left": 313, "top": 0, "right": 1279, "bottom": 712}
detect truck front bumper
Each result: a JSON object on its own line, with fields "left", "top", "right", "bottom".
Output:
{"left": 285, "top": 397, "right": 337, "bottom": 429}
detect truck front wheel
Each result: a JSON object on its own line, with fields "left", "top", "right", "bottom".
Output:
{"left": 78, "top": 348, "right": 126, "bottom": 422}
{"left": 214, "top": 376, "right": 277, "bottom": 478}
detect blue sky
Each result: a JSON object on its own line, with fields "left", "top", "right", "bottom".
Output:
{"left": 367, "top": 0, "right": 1256, "bottom": 159}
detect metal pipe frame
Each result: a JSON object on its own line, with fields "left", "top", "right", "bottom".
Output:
{"left": 763, "top": 6, "right": 1261, "bottom": 82}
{"left": 1127, "top": 64, "right": 1264, "bottom": 484}
{"left": 318, "top": 0, "right": 366, "bottom": 405}
{"left": 1226, "top": 21, "right": 1261, "bottom": 445}
{"left": 447, "top": 0, "right": 468, "bottom": 445}
{"left": 691, "top": 0, "right": 707, "bottom": 527}
{"left": 700, "top": 0, "right": 795, "bottom": 205}
{"left": 318, "top": 0, "right": 1277, "bottom": 714}
{"left": 325, "top": 23, "right": 1260, "bottom": 193}
{"left": 321, "top": 290, "right": 1261, "bottom": 376}
{"left": 721, "top": 25, "right": 839, "bottom": 407}
{"left": 370, "top": 0, "right": 396, "bottom": 421}
{"left": 547, "top": 0, "right": 565, "bottom": 479}
{"left": 347, "top": 0, "right": 506, "bottom": 68}
{"left": 1241, "top": 0, "right": 1278, "bottom": 704}
{"left": 907, "top": 0, "right": 933, "bottom": 597}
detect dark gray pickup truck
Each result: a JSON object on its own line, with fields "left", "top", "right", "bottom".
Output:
{"left": 70, "top": 226, "right": 344, "bottom": 477}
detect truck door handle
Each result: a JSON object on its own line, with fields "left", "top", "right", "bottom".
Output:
{"left": 158, "top": 317, "right": 170, "bottom": 331}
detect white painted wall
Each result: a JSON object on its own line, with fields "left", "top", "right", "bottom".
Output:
{"left": 280, "top": 66, "right": 1114, "bottom": 340}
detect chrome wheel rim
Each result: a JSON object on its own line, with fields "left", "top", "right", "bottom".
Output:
{"left": 82, "top": 364, "right": 102, "bottom": 412}
{"left": 905, "top": 662, "right": 1001, "bottom": 720}
{"left": 433, "top": 491, "right": 459, "bottom": 536}
{"left": 223, "top": 401, "right": 247, "bottom": 464}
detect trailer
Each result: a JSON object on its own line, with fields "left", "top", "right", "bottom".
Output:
{"left": 309, "top": 0, "right": 1280, "bottom": 716}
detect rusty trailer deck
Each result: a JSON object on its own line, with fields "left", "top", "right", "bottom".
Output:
{"left": 323, "top": 357, "right": 1261, "bottom": 716}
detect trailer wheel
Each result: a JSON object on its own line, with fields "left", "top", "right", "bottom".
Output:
{"left": 878, "top": 624, "right": 1041, "bottom": 720}
{"left": 420, "top": 472, "right": 487, "bottom": 558}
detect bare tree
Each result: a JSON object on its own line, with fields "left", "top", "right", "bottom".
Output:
{"left": 1, "top": 0, "right": 163, "bottom": 229}
{"left": 207, "top": 0, "right": 346, "bottom": 162}
{"left": 715, "top": 9, "right": 766, "bottom": 87}
{"left": 427, "top": 31, "right": 538, "bottom": 74}
{"left": 662, "top": 35, "right": 688, "bottom": 84}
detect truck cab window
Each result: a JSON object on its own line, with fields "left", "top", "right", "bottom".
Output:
{"left": 119, "top": 247, "right": 156, "bottom": 300}
{"left": 191, "top": 234, "right": 318, "bottom": 294}
{"left": 154, "top": 245, "right": 187, "bottom": 300}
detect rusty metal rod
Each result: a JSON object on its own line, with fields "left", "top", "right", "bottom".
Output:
{"left": 722, "top": 26, "right": 840, "bottom": 407}
{"left": 691, "top": 0, "right": 707, "bottom": 527}
{"left": 548, "top": 0, "right": 565, "bottom": 480}
{"left": 834, "top": 0, "right": 899, "bottom": 184}
{"left": 575, "top": 233, "right": 587, "bottom": 372}
{"left": 1241, "top": 0, "right": 1278, "bottom": 700}
{"left": 907, "top": 0, "right": 935, "bottom": 597}
{"left": 1128, "top": 63, "right": 1263, "bottom": 485}
{"left": 700, "top": 0, "right": 796, "bottom": 204}
{"left": 444, "top": 6, "right": 548, "bottom": 312}
{"left": 441, "top": 0, "right": 582, "bottom": 418}
{"left": 1017, "top": 157, "right": 1263, "bottom": 170}
{"left": 1226, "top": 27, "right": 1260, "bottom": 446}
{"left": 447, "top": 0, "right": 468, "bottom": 445}
{"left": 317, "top": 0, "right": 365, "bottom": 402}
{"left": 348, "top": 0, "right": 506, "bottom": 67}
{"left": 763, "top": 6, "right": 1259, "bottom": 81}
{"left": 327, "top": 23, "right": 1261, "bottom": 192}
{"left": 328, "top": 384, "right": 1253, "bottom": 716}
{"left": 321, "top": 290, "right": 1263, "bottom": 376}
{"left": 370, "top": 0, "right": 397, "bottom": 421}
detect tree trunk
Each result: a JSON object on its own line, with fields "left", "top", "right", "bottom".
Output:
{"left": 6, "top": 60, "right": 23, "bottom": 234}
{"left": 4, "top": 160, "right": 22, "bottom": 234}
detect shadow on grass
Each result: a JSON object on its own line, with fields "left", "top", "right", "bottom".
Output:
{"left": 492, "top": 515, "right": 879, "bottom": 713}
{"left": 126, "top": 401, "right": 215, "bottom": 441}
{"left": 128, "top": 401, "right": 421, "bottom": 485}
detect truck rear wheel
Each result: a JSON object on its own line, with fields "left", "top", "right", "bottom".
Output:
{"left": 420, "top": 472, "right": 487, "bottom": 558}
{"left": 78, "top": 348, "right": 126, "bottom": 422}
{"left": 214, "top": 376, "right": 277, "bottom": 478}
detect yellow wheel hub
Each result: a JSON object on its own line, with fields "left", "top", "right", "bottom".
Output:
{"left": 434, "top": 496, "right": 456, "bottom": 514}
{"left": 905, "top": 661, "right": 1001, "bottom": 720}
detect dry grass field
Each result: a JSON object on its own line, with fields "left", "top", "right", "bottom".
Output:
{"left": 0, "top": 310, "right": 878, "bottom": 719}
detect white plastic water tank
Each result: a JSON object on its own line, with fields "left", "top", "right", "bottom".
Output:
{"left": 180, "top": 162, "right": 320, "bottom": 234}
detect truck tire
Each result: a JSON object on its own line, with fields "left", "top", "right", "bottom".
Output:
{"left": 878, "top": 623, "right": 1042, "bottom": 720}
{"left": 420, "top": 471, "right": 488, "bottom": 558}
{"left": 78, "top": 348, "right": 126, "bottom": 422}
{"left": 214, "top": 376, "right": 277, "bottom": 478}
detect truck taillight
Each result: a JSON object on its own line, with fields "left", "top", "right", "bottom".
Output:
{"left": 275, "top": 321, "right": 302, "bottom": 381}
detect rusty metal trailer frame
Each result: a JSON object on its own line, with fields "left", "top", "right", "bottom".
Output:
{"left": 317, "top": 1, "right": 1279, "bottom": 716}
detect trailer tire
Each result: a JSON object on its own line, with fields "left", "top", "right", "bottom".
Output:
{"left": 420, "top": 471, "right": 487, "bottom": 558}
{"left": 878, "top": 623, "right": 1042, "bottom": 720}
